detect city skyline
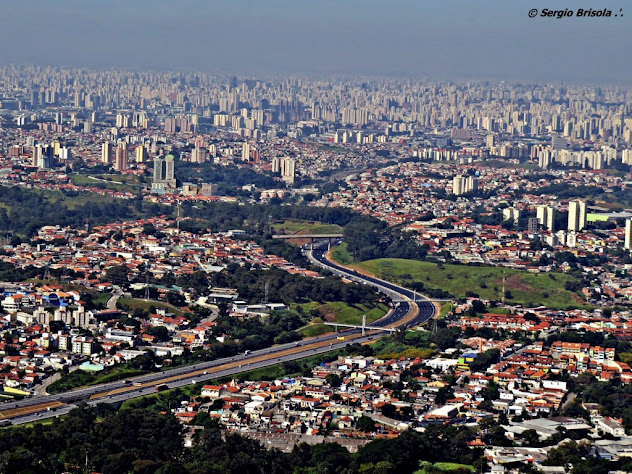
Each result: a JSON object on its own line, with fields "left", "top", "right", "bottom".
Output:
{"left": 0, "top": 0, "right": 629, "bottom": 83}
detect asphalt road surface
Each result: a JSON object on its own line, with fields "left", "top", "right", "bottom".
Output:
{"left": 1, "top": 241, "right": 436, "bottom": 427}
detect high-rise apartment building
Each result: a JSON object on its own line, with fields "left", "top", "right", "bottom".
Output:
{"left": 135, "top": 145, "right": 148, "bottom": 163}
{"left": 280, "top": 157, "right": 295, "bottom": 184}
{"left": 452, "top": 175, "right": 478, "bottom": 196}
{"left": 242, "top": 142, "right": 251, "bottom": 162}
{"left": 568, "top": 200, "right": 587, "bottom": 232}
{"left": 271, "top": 157, "right": 281, "bottom": 173}
{"left": 551, "top": 135, "right": 568, "bottom": 151}
{"left": 528, "top": 217, "right": 539, "bottom": 234}
{"left": 101, "top": 142, "right": 112, "bottom": 164}
{"left": 191, "top": 146, "right": 207, "bottom": 163}
{"left": 32, "top": 144, "right": 55, "bottom": 169}
{"left": 537, "top": 205, "right": 556, "bottom": 231}
{"left": 114, "top": 143, "right": 128, "bottom": 171}
{"left": 164, "top": 118, "right": 177, "bottom": 133}
{"left": 152, "top": 154, "right": 176, "bottom": 190}
{"left": 502, "top": 207, "right": 520, "bottom": 226}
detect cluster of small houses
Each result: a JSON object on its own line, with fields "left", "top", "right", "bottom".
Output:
{"left": 0, "top": 218, "right": 320, "bottom": 290}
{"left": 0, "top": 278, "right": 290, "bottom": 392}
{"left": 167, "top": 353, "right": 632, "bottom": 471}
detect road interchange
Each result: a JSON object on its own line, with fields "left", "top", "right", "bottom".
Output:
{"left": 0, "top": 241, "right": 437, "bottom": 426}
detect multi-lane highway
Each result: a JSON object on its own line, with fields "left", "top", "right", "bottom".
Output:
{"left": 307, "top": 241, "right": 438, "bottom": 327}
{"left": 0, "top": 242, "right": 436, "bottom": 426}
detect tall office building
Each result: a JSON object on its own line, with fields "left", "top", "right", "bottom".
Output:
{"left": 33, "top": 144, "right": 55, "bottom": 169}
{"left": 101, "top": 142, "right": 112, "bottom": 164}
{"left": 551, "top": 135, "right": 568, "bottom": 151}
{"left": 152, "top": 154, "right": 176, "bottom": 190}
{"left": 536, "top": 205, "right": 556, "bottom": 231}
{"left": 114, "top": 143, "right": 128, "bottom": 171}
{"left": 625, "top": 219, "right": 632, "bottom": 251}
{"left": 568, "top": 200, "right": 587, "bottom": 232}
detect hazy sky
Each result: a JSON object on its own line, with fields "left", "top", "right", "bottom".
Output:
{"left": 1, "top": 0, "right": 629, "bottom": 82}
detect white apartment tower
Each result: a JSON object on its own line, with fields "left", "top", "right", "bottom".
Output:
{"left": 567, "top": 200, "right": 587, "bottom": 232}
{"left": 101, "top": 142, "right": 112, "bottom": 164}
{"left": 452, "top": 175, "right": 478, "bottom": 196}
{"left": 280, "top": 157, "right": 296, "bottom": 184}
{"left": 537, "top": 205, "right": 556, "bottom": 231}
{"left": 242, "top": 142, "right": 251, "bottom": 162}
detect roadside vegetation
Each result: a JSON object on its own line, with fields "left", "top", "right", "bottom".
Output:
{"left": 353, "top": 258, "right": 587, "bottom": 309}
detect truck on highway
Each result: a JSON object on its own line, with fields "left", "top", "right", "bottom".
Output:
{"left": 155, "top": 383, "right": 168, "bottom": 392}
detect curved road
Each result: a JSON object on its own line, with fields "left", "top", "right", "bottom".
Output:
{"left": 0, "top": 242, "right": 436, "bottom": 426}
{"left": 308, "top": 242, "right": 437, "bottom": 328}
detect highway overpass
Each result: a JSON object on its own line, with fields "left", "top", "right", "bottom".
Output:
{"left": 0, "top": 241, "right": 436, "bottom": 427}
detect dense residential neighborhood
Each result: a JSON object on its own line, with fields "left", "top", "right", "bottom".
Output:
{"left": 1, "top": 60, "right": 632, "bottom": 472}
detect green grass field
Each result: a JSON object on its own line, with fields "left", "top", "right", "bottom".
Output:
{"left": 438, "top": 302, "right": 454, "bottom": 319}
{"left": 300, "top": 324, "right": 332, "bottom": 337}
{"left": 433, "top": 463, "right": 475, "bottom": 472}
{"left": 330, "top": 242, "right": 354, "bottom": 265}
{"left": 48, "top": 366, "right": 148, "bottom": 394}
{"left": 99, "top": 174, "right": 139, "bottom": 184}
{"left": 296, "top": 301, "right": 389, "bottom": 336}
{"left": 117, "top": 297, "right": 186, "bottom": 316}
{"left": 354, "top": 258, "right": 587, "bottom": 309}
{"left": 416, "top": 461, "right": 475, "bottom": 474}
{"left": 273, "top": 220, "right": 343, "bottom": 235}
{"left": 69, "top": 174, "right": 138, "bottom": 193}
{"left": 41, "top": 188, "right": 121, "bottom": 210}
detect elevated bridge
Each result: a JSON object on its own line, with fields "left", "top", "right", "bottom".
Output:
{"left": 271, "top": 234, "right": 343, "bottom": 239}
{"left": 325, "top": 315, "right": 397, "bottom": 336}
